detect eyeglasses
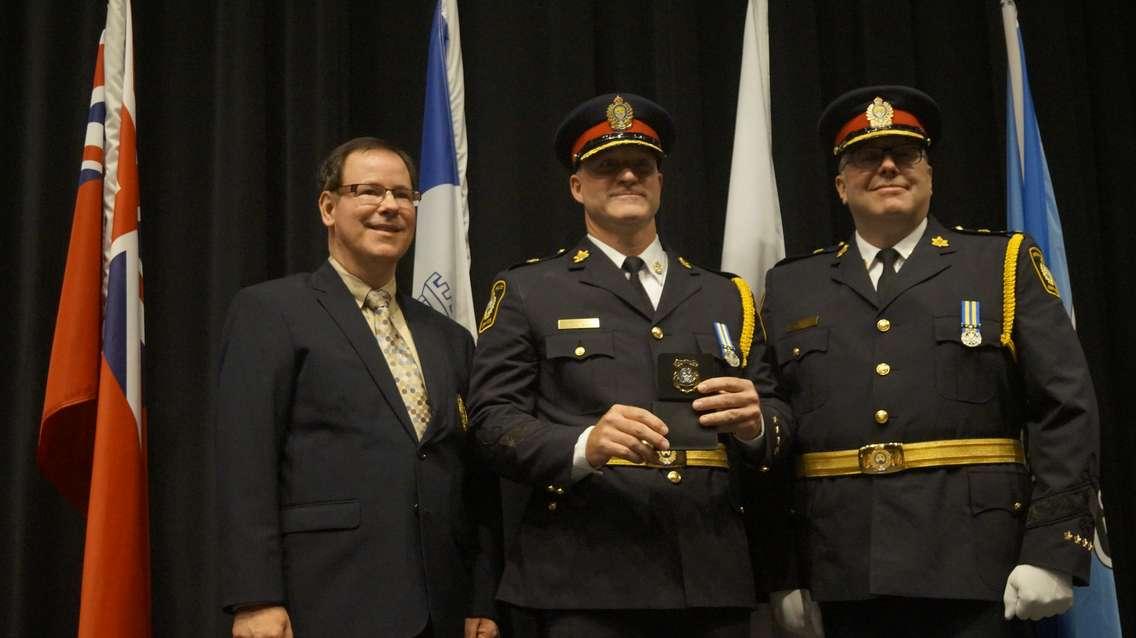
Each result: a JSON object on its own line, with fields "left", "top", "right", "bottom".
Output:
{"left": 581, "top": 155, "right": 659, "bottom": 178}
{"left": 336, "top": 183, "right": 421, "bottom": 207}
{"left": 842, "top": 143, "right": 926, "bottom": 170}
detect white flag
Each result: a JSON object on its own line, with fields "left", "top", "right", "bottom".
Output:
{"left": 721, "top": 0, "right": 784, "bottom": 300}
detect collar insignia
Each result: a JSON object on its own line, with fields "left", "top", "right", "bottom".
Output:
{"left": 931, "top": 235, "right": 950, "bottom": 248}
{"left": 572, "top": 249, "right": 590, "bottom": 263}
{"left": 836, "top": 243, "right": 849, "bottom": 258}
{"left": 677, "top": 256, "right": 693, "bottom": 269}
{"left": 606, "top": 95, "right": 634, "bottom": 131}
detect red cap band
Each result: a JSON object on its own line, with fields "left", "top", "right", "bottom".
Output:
{"left": 571, "top": 119, "right": 661, "bottom": 161}
{"left": 834, "top": 109, "right": 925, "bottom": 149}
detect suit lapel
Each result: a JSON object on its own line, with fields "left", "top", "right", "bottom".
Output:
{"left": 654, "top": 252, "right": 702, "bottom": 324}
{"left": 400, "top": 294, "right": 452, "bottom": 446}
{"left": 310, "top": 262, "right": 417, "bottom": 442}
{"left": 572, "top": 238, "right": 655, "bottom": 319}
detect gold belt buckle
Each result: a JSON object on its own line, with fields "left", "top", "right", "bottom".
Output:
{"left": 654, "top": 450, "right": 687, "bottom": 467}
{"left": 857, "top": 443, "right": 905, "bottom": 474}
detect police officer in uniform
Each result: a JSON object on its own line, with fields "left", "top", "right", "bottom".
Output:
{"left": 764, "top": 86, "right": 1100, "bottom": 637}
{"left": 467, "top": 93, "right": 792, "bottom": 637}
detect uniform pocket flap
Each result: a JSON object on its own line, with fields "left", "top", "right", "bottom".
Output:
{"left": 775, "top": 327, "right": 829, "bottom": 363}
{"left": 934, "top": 315, "right": 1002, "bottom": 347}
{"left": 968, "top": 468, "right": 1028, "bottom": 515}
{"left": 281, "top": 499, "right": 361, "bottom": 534}
{"left": 545, "top": 330, "right": 615, "bottom": 360}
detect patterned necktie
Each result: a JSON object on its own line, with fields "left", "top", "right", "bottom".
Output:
{"left": 364, "top": 289, "right": 431, "bottom": 440}
{"left": 621, "top": 255, "right": 654, "bottom": 309}
{"left": 876, "top": 248, "right": 900, "bottom": 303}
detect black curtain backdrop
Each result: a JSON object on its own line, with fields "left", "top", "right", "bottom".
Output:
{"left": 3, "top": 1, "right": 1133, "bottom": 636}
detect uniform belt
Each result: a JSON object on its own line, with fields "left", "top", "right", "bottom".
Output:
{"left": 797, "top": 437, "right": 1024, "bottom": 478}
{"left": 606, "top": 445, "right": 729, "bottom": 469}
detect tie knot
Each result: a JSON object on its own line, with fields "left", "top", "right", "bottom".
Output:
{"left": 364, "top": 288, "right": 392, "bottom": 312}
{"left": 622, "top": 255, "right": 646, "bottom": 275}
{"left": 878, "top": 248, "right": 900, "bottom": 269}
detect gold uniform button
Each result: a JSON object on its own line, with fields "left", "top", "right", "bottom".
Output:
{"left": 792, "top": 346, "right": 802, "bottom": 358}
{"left": 759, "top": 465, "right": 770, "bottom": 473}
{"left": 877, "top": 318, "right": 891, "bottom": 332}
{"left": 874, "top": 409, "right": 890, "bottom": 424}
{"left": 651, "top": 326, "right": 664, "bottom": 340}
{"left": 875, "top": 362, "right": 891, "bottom": 376}
{"left": 547, "top": 502, "right": 558, "bottom": 512}
{"left": 574, "top": 345, "right": 586, "bottom": 357}
{"left": 1012, "top": 501, "right": 1023, "bottom": 512}
{"left": 666, "top": 470, "right": 683, "bottom": 484}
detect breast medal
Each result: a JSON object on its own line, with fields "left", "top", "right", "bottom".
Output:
{"left": 960, "top": 299, "right": 982, "bottom": 347}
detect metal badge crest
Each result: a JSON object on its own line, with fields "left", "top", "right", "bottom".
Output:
{"left": 960, "top": 299, "right": 982, "bottom": 347}
{"left": 672, "top": 357, "right": 701, "bottom": 393}
{"left": 606, "top": 95, "right": 634, "bottom": 131}
{"left": 866, "top": 97, "right": 895, "bottom": 129}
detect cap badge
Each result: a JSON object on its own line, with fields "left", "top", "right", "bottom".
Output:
{"left": 866, "top": 97, "right": 895, "bottom": 130}
{"left": 606, "top": 95, "right": 634, "bottom": 131}
{"left": 931, "top": 235, "right": 950, "bottom": 248}
{"left": 572, "top": 249, "right": 591, "bottom": 263}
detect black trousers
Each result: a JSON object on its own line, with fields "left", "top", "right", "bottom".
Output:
{"left": 529, "top": 607, "right": 752, "bottom": 638}
{"left": 820, "top": 597, "right": 1035, "bottom": 638}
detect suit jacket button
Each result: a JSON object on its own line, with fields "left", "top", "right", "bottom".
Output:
{"left": 574, "top": 345, "right": 586, "bottom": 357}
{"left": 547, "top": 502, "right": 558, "bottom": 512}
{"left": 875, "top": 362, "right": 891, "bottom": 376}
{"left": 418, "top": 452, "right": 427, "bottom": 460}
{"left": 877, "top": 318, "right": 891, "bottom": 332}
{"left": 666, "top": 470, "right": 683, "bottom": 484}
{"left": 874, "top": 409, "right": 890, "bottom": 424}
{"left": 651, "top": 326, "right": 664, "bottom": 340}
{"left": 412, "top": 503, "right": 420, "bottom": 514}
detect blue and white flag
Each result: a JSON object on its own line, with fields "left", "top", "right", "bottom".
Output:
{"left": 1002, "top": 2, "right": 1120, "bottom": 636}
{"left": 413, "top": 0, "right": 476, "bottom": 336}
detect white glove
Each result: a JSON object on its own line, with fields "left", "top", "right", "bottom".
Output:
{"left": 1002, "top": 564, "right": 1074, "bottom": 620}
{"left": 771, "top": 589, "right": 825, "bottom": 637}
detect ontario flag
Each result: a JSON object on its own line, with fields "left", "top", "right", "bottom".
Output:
{"left": 37, "top": 0, "right": 150, "bottom": 636}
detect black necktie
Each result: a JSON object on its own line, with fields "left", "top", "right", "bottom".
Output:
{"left": 622, "top": 256, "right": 653, "bottom": 309}
{"left": 876, "top": 248, "right": 900, "bottom": 303}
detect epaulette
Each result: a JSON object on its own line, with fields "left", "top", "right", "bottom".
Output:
{"left": 773, "top": 241, "right": 848, "bottom": 267}
{"left": 506, "top": 247, "right": 568, "bottom": 270}
{"left": 951, "top": 225, "right": 1013, "bottom": 237}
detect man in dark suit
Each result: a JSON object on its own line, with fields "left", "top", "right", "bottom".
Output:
{"left": 215, "top": 137, "right": 500, "bottom": 638}
{"left": 764, "top": 86, "right": 1099, "bottom": 637}
{"left": 467, "top": 93, "right": 792, "bottom": 637}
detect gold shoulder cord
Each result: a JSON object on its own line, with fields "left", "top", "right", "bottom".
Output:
{"left": 1001, "top": 234, "right": 1024, "bottom": 360}
{"left": 731, "top": 277, "right": 755, "bottom": 367}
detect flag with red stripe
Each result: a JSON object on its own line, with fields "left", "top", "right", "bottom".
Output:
{"left": 38, "top": 1, "right": 150, "bottom": 635}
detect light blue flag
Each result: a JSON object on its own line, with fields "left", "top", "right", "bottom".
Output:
{"left": 413, "top": 0, "right": 477, "bottom": 336}
{"left": 1002, "top": 2, "right": 1120, "bottom": 636}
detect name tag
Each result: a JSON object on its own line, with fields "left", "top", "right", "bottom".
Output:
{"left": 558, "top": 317, "right": 601, "bottom": 330}
{"left": 786, "top": 315, "right": 820, "bottom": 333}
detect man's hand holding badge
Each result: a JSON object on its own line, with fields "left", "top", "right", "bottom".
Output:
{"left": 691, "top": 321, "right": 763, "bottom": 441}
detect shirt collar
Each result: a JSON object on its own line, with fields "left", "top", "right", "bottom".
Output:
{"left": 586, "top": 234, "right": 667, "bottom": 283}
{"left": 855, "top": 216, "right": 928, "bottom": 266}
{"left": 328, "top": 256, "right": 397, "bottom": 309}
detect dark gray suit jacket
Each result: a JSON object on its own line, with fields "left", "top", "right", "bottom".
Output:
{"left": 216, "top": 261, "right": 500, "bottom": 637}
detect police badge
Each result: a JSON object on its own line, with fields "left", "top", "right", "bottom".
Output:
{"left": 655, "top": 353, "right": 720, "bottom": 450}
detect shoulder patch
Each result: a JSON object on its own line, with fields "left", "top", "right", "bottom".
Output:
{"left": 1028, "top": 245, "right": 1061, "bottom": 298}
{"left": 952, "top": 225, "right": 1013, "bottom": 237}
{"left": 478, "top": 279, "right": 507, "bottom": 333}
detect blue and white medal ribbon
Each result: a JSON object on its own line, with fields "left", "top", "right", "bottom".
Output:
{"left": 714, "top": 321, "right": 741, "bottom": 367}
{"left": 960, "top": 300, "right": 982, "bottom": 347}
